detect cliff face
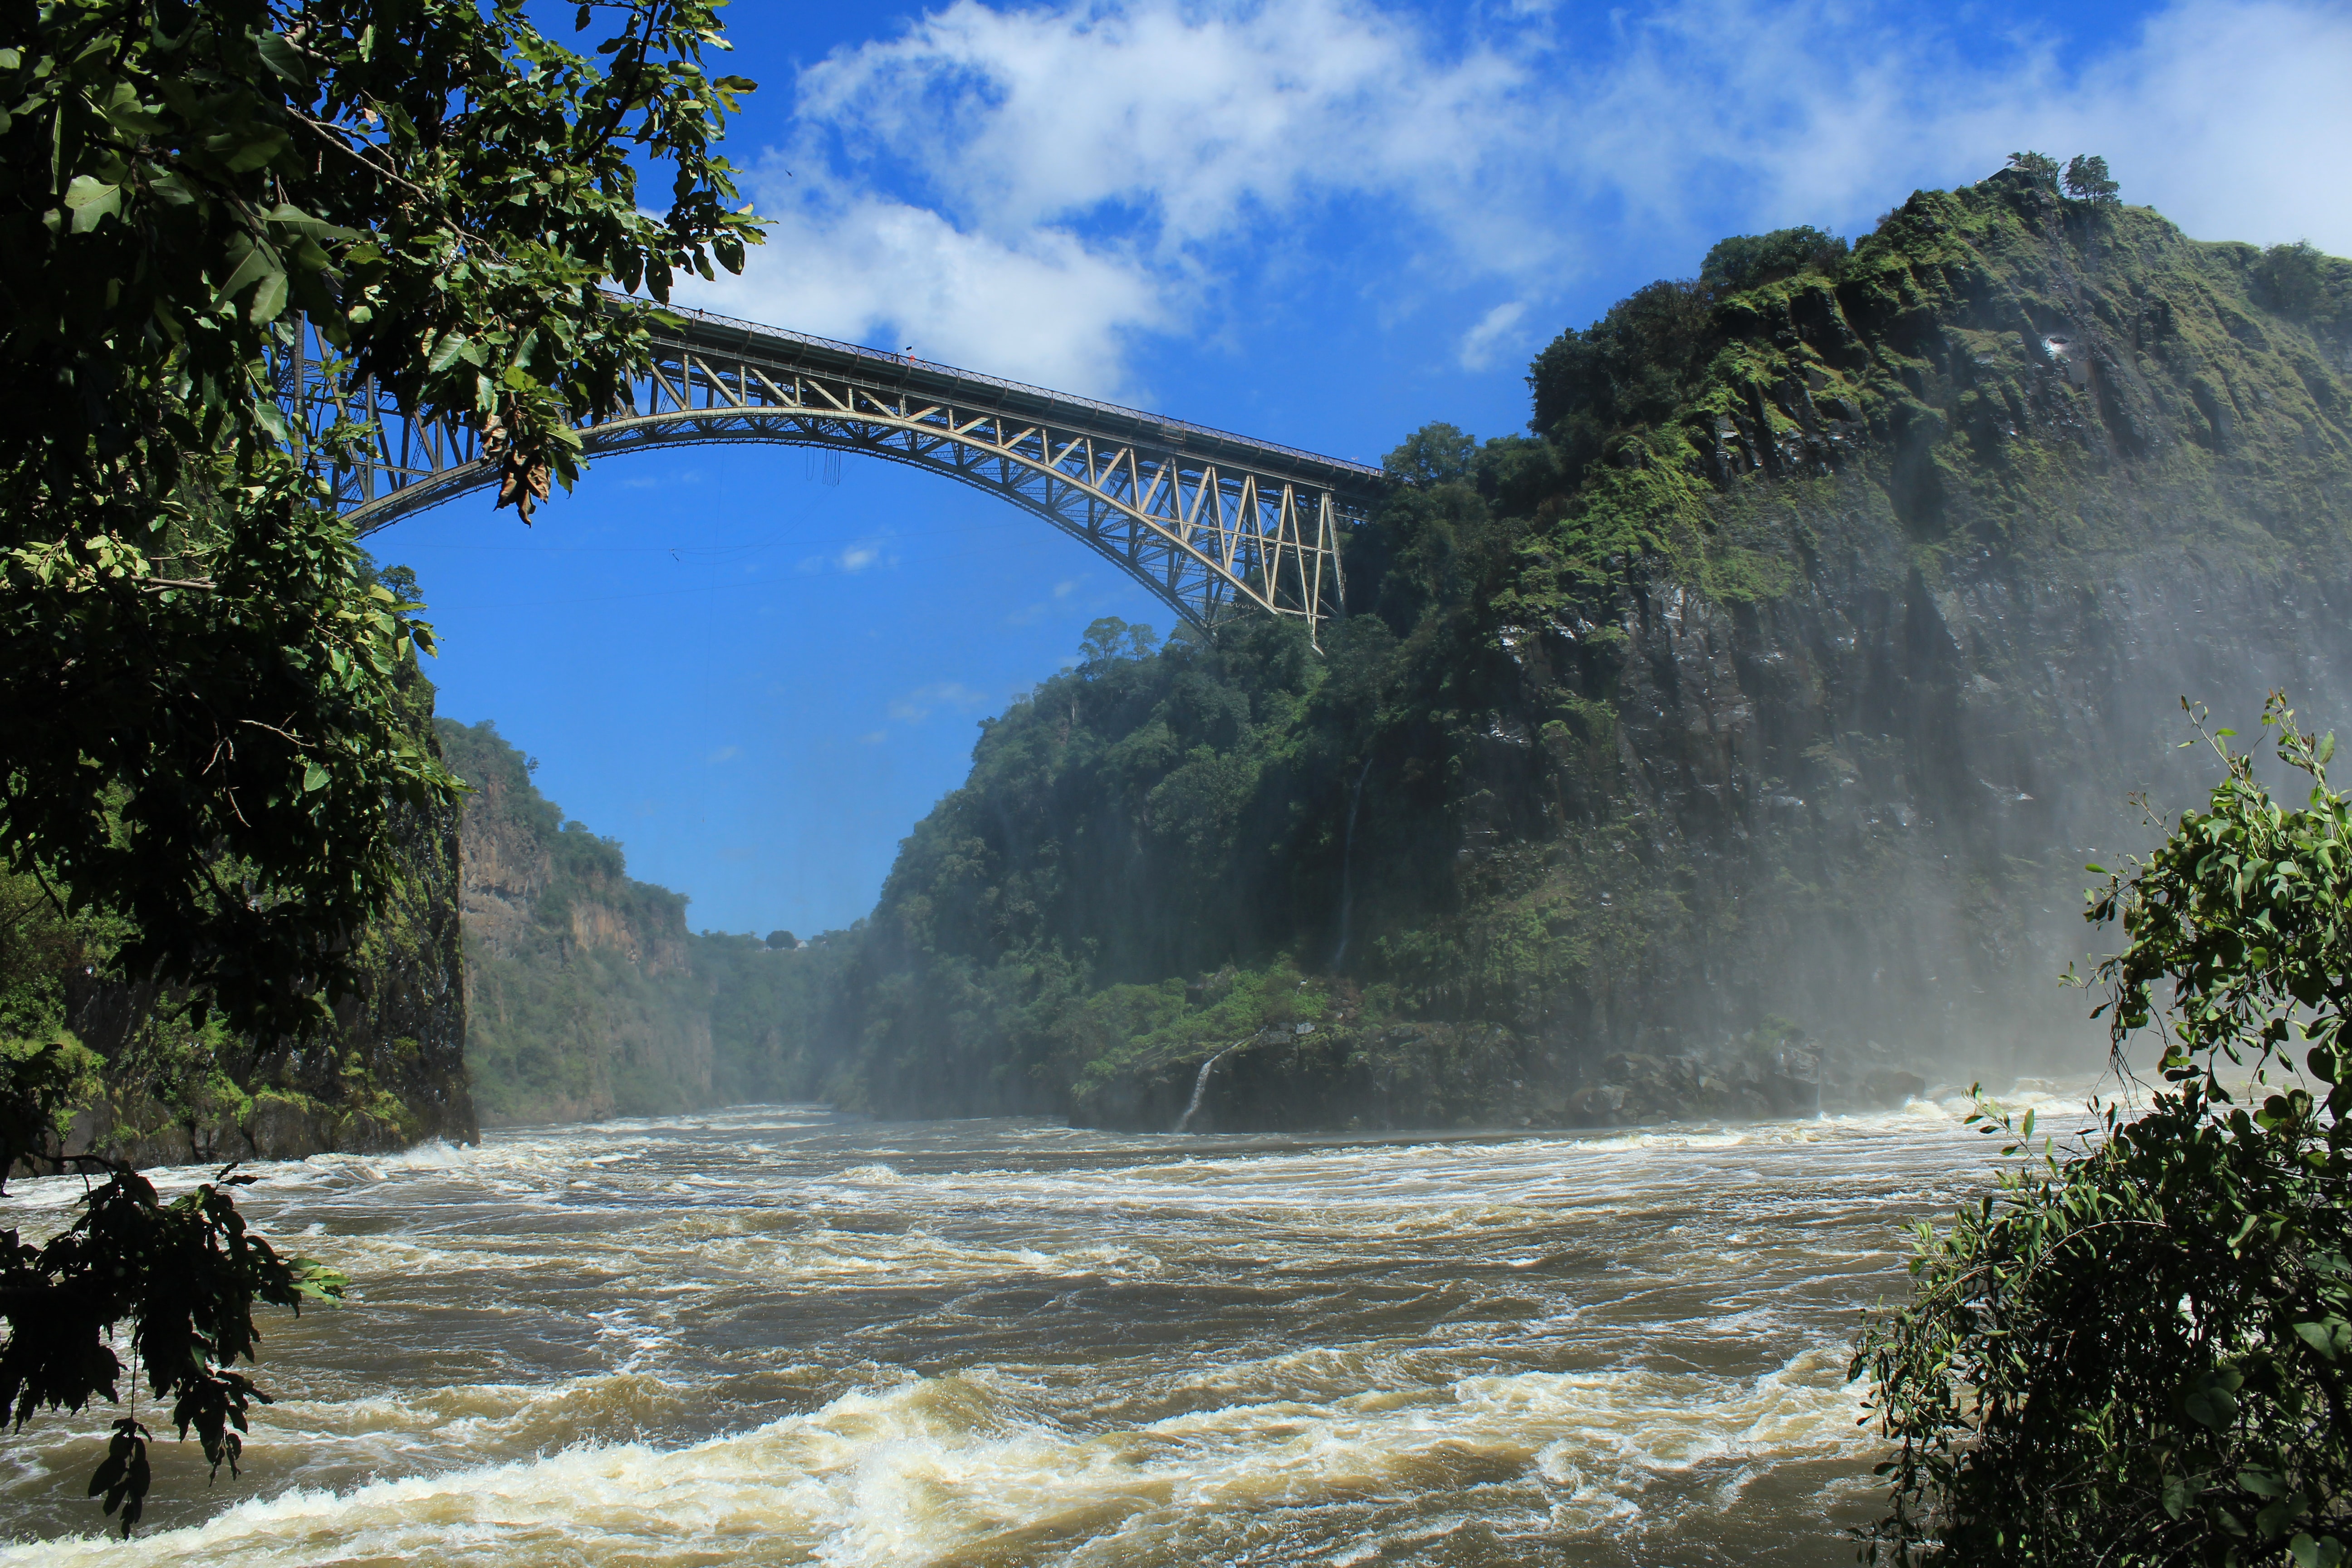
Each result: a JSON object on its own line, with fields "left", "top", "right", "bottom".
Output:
{"left": 436, "top": 718, "right": 718, "bottom": 1125}
{"left": 809, "top": 175, "right": 2352, "bottom": 1133}
{"left": 21, "top": 661, "right": 477, "bottom": 1171}
{"left": 436, "top": 718, "right": 838, "bottom": 1123}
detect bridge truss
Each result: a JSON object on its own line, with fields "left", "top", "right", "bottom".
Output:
{"left": 282, "top": 304, "right": 1388, "bottom": 638}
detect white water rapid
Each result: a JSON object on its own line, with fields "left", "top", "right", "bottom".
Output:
{"left": 0, "top": 1086, "right": 2096, "bottom": 1564}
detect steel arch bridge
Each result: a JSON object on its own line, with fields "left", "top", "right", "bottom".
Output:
{"left": 282, "top": 303, "right": 1389, "bottom": 638}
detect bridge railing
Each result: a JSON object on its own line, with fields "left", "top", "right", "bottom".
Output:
{"left": 643, "top": 298, "right": 1388, "bottom": 485}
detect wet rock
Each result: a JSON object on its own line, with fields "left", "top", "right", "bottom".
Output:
{"left": 1854, "top": 1068, "right": 1930, "bottom": 1108}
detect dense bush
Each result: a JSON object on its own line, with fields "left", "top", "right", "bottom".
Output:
{"left": 1696, "top": 225, "right": 1848, "bottom": 293}
{"left": 1857, "top": 699, "right": 2352, "bottom": 1565}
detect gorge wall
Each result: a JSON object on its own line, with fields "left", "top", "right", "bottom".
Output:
{"left": 791, "top": 170, "right": 2352, "bottom": 1133}
{"left": 437, "top": 719, "right": 826, "bottom": 1126}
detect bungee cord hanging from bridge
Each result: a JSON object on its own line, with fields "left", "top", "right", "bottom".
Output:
{"left": 280, "top": 302, "right": 1388, "bottom": 639}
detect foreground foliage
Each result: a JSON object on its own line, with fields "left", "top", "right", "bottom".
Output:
{"left": 1856, "top": 699, "right": 2352, "bottom": 1564}
{"left": 0, "top": 0, "right": 758, "bottom": 1036}
{"left": 0, "top": 0, "right": 759, "bottom": 1531}
{"left": 0, "top": 1166, "right": 344, "bottom": 1535}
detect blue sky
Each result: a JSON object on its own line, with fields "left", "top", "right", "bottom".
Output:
{"left": 387, "top": 0, "right": 2352, "bottom": 937}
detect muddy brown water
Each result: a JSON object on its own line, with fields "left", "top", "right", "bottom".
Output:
{"left": 0, "top": 1091, "right": 2078, "bottom": 1564}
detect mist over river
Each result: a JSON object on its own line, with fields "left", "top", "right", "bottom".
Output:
{"left": 0, "top": 1094, "right": 2085, "bottom": 1564}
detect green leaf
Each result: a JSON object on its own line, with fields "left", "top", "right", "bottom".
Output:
{"left": 265, "top": 203, "right": 362, "bottom": 244}
{"left": 286, "top": 1257, "right": 349, "bottom": 1302}
{"left": 2240, "top": 1467, "right": 2291, "bottom": 1498}
{"left": 248, "top": 269, "right": 289, "bottom": 324}
{"left": 2184, "top": 1375, "right": 2240, "bottom": 1430}
{"left": 2161, "top": 1473, "right": 2191, "bottom": 1519}
{"left": 255, "top": 33, "right": 309, "bottom": 85}
{"left": 212, "top": 243, "right": 275, "bottom": 307}
{"left": 2295, "top": 1320, "right": 2342, "bottom": 1360}
{"left": 2261, "top": 1495, "right": 2312, "bottom": 1539}
{"left": 63, "top": 175, "right": 120, "bottom": 232}
{"left": 222, "top": 129, "right": 292, "bottom": 173}
{"left": 302, "top": 763, "right": 330, "bottom": 794}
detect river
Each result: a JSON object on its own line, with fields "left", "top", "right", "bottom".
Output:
{"left": 0, "top": 1090, "right": 2068, "bottom": 1564}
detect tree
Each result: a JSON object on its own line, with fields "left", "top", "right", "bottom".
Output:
{"left": 1382, "top": 422, "right": 1477, "bottom": 487}
{"left": 1856, "top": 696, "right": 2351, "bottom": 1565}
{"left": 2006, "top": 151, "right": 2061, "bottom": 181}
{"left": 0, "top": 1034, "right": 102, "bottom": 1196}
{"left": 0, "top": 0, "right": 762, "bottom": 1531}
{"left": 2064, "top": 153, "right": 2122, "bottom": 204}
{"left": 1, "top": 0, "right": 761, "bottom": 1039}
{"left": 765, "top": 930, "right": 798, "bottom": 951}
{"left": 1080, "top": 617, "right": 1160, "bottom": 665}
{"left": 1696, "top": 225, "right": 1847, "bottom": 294}
{"left": 2254, "top": 242, "right": 2329, "bottom": 318}
{"left": 0, "top": 869, "right": 98, "bottom": 1193}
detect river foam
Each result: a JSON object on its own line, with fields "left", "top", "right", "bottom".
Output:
{"left": 1, "top": 1090, "right": 2082, "bottom": 1563}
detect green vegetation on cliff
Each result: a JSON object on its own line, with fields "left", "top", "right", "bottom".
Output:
{"left": 796, "top": 170, "right": 2352, "bottom": 1132}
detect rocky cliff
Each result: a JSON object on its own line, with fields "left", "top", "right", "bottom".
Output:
{"left": 435, "top": 717, "right": 843, "bottom": 1124}
{"left": 434, "top": 718, "right": 719, "bottom": 1124}
{"left": 806, "top": 171, "right": 2352, "bottom": 1133}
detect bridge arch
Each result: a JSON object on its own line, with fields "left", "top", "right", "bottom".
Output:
{"left": 294, "top": 307, "right": 1387, "bottom": 640}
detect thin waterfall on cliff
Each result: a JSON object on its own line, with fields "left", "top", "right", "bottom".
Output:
{"left": 1328, "top": 755, "right": 1376, "bottom": 973}
{"left": 1175, "top": 1045, "right": 1239, "bottom": 1133}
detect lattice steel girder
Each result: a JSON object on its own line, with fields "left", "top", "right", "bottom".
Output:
{"left": 296, "top": 303, "right": 1389, "bottom": 638}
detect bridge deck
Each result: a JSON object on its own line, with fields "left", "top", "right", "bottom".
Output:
{"left": 654, "top": 301, "right": 1388, "bottom": 497}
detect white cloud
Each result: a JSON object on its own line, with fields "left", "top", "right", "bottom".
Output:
{"left": 795, "top": 537, "right": 898, "bottom": 574}
{"left": 1546, "top": 0, "right": 2352, "bottom": 254}
{"left": 680, "top": 0, "right": 2349, "bottom": 397}
{"left": 858, "top": 730, "right": 889, "bottom": 745}
{"left": 678, "top": 176, "right": 1171, "bottom": 397}
{"left": 705, "top": 745, "right": 740, "bottom": 765}
{"left": 1458, "top": 300, "right": 1529, "bottom": 372}
{"left": 887, "top": 681, "right": 993, "bottom": 723}
{"left": 794, "top": 0, "right": 1534, "bottom": 255}
{"left": 1989, "top": 1, "right": 2352, "bottom": 250}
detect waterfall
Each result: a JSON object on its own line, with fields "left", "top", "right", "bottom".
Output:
{"left": 1327, "top": 755, "right": 1376, "bottom": 972}
{"left": 1174, "top": 1045, "right": 1238, "bottom": 1133}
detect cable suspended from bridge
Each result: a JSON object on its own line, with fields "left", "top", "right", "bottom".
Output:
{"left": 280, "top": 303, "right": 1389, "bottom": 639}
